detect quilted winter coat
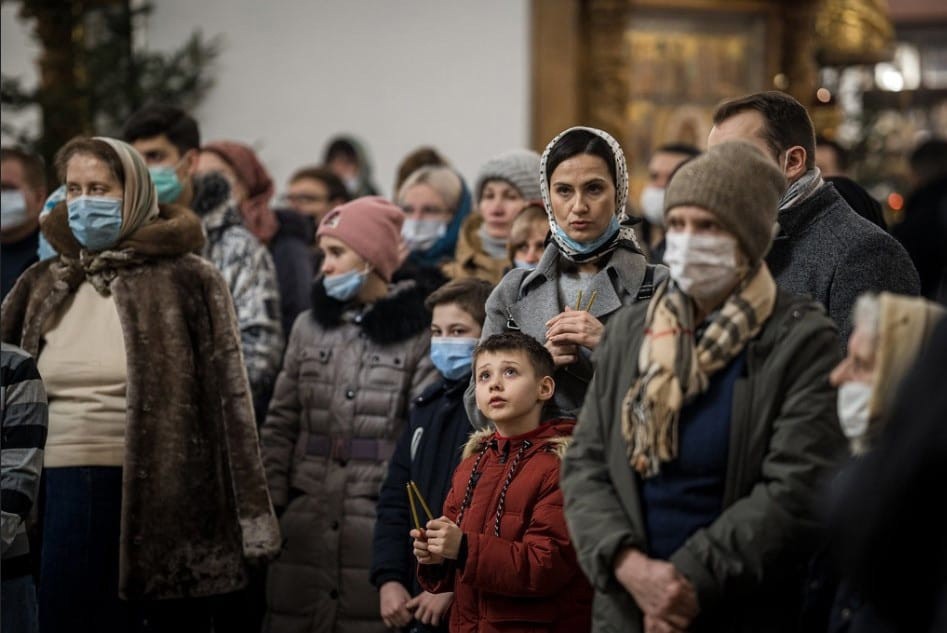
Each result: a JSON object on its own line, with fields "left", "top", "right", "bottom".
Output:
{"left": 261, "top": 280, "right": 438, "bottom": 633}
{"left": 417, "top": 420, "right": 593, "bottom": 633}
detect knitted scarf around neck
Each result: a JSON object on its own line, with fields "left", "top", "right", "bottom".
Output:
{"left": 778, "top": 167, "right": 824, "bottom": 211}
{"left": 621, "top": 263, "right": 777, "bottom": 477}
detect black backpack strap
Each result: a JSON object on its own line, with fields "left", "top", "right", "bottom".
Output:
{"left": 635, "top": 264, "right": 655, "bottom": 301}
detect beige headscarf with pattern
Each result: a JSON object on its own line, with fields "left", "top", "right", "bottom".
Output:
{"left": 94, "top": 136, "right": 160, "bottom": 238}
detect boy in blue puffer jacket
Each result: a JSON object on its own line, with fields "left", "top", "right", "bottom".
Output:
{"left": 371, "top": 278, "right": 493, "bottom": 633}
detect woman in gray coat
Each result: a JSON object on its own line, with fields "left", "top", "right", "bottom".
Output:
{"left": 261, "top": 197, "right": 438, "bottom": 633}
{"left": 466, "top": 126, "right": 664, "bottom": 425}
{"left": 561, "top": 142, "right": 847, "bottom": 633}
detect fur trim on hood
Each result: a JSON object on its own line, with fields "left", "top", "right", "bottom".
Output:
{"left": 41, "top": 201, "right": 205, "bottom": 259}
{"left": 311, "top": 278, "right": 430, "bottom": 345}
{"left": 462, "top": 420, "right": 575, "bottom": 459}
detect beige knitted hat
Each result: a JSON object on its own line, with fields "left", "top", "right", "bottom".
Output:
{"left": 664, "top": 141, "right": 786, "bottom": 264}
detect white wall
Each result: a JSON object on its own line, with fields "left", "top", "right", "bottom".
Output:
{"left": 2, "top": 1, "right": 532, "bottom": 198}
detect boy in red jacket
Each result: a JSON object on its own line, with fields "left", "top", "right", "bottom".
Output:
{"left": 412, "top": 332, "right": 592, "bottom": 633}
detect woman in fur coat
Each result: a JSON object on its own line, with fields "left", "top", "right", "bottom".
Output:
{"left": 260, "top": 196, "right": 438, "bottom": 633}
{"left": 0, "top": 136, "right": 280, "bottom": 633}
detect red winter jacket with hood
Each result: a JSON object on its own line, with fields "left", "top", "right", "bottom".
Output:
{"left": 417, "top": 419, "right": 592, "bottom": 633}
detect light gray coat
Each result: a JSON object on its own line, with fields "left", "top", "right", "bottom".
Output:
{"left": 464, "top": 243, "right": 666, "bottom": 426}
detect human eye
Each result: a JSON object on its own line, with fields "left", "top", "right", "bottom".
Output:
{"left": 515, "top": 244, "right": 528, "bottom": 255}
{"left": 503, "top": 367, "right": 518, "bottom": 377}
{"left": 586, "top": 182, "right": 605, "bottom": 195}
{"left": 450, "top": 327, "right": 468, "bottom": 336}
{"left": 478, "top": 370, "right": 491, "bottom": 382}
{"left": 554, "top": 184, "right": 572, "bottom": 197}
{"left": 431, "top": 326, "right": 442, "bottom": 336}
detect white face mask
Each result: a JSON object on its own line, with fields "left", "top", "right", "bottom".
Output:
{"left": 402, "top": 218, "right": 447, "bottom": 252}
{"left": 639, "top": 185, "right": 665, "bottom": 227}
{"left": 663, "top": 232, "right": 743, "bottom": 299}
{"left": 837, "top": 381, "right": 871, "bottom": 440}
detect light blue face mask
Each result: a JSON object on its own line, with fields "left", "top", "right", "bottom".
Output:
{"left": 513, "top": 259, "right": 536, "bottom": 271}
{"left": 430, "top": 336, "right": 478, "bottom": 381}
{"left": 1, "top": 190, "right": 29, "bottom": 229}
{"left": 67, "top": 196, "right": 123, "bottom": 251}
{"left": 323, "top": 267, "right": 369, "bottom": 302}
{"left": 149, "top": 165, "right": 183, "bottom": 204}
{"left": 37, "top": 233, "right": 57, "bottom": 261}
{"left": 552, "top": 214, "right": 620, "bottom": 255}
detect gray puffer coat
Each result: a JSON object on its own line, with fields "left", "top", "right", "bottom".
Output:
{"left": 261, "top": 280, "right": 438, "bottom": 633}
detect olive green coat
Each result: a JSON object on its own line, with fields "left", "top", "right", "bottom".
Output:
{"left": 561, "top": 290, "right": 847, "bottom": 633}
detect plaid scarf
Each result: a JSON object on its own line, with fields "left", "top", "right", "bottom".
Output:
{"left": 621, "top": 263, "right": 777, "bottom": 477}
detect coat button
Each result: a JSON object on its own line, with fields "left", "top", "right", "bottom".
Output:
{"left": 841, "top": 608, "right": 852, "bottom": 620}
{"left": 346, "top": 390, "right": 355, "bottom": 400}
{"left": 331, "top": 520, "right": 339, "bottom": 530}
{"left": 137, "top": 469, "right": 148, "bottom": 480}
{"left": 330, "top": 589, "right": 339, "bottom": 600}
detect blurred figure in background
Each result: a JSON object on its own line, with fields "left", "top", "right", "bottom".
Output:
{"left": 200, "top": 141, "right": 314, "bottom": 336}
{"left": 324, "top": 135, "right": 380, "bottom": 197}
{"left": 825, "top": 176, "right": 887, "bottom": 232}
{"left": 444, "top": 149, "right": 541, "bottom": 284}
{"left": 708, "top": 91, "right": 919, "bottom": 347}
{"left": 828, "top": 293, "right": 946, "bottom": 633}
{"left": 393, "top": 146, "right": 449, "bottom": 196}
{"left": 1, "top": 147, "right": 47, "bottom": 301}
{"left": 124, "top": 106, "right": 284, "bottom": 422}
{"left": 637, "top": 143, "right": 700, "bottom": 264}
{"left": 283, "top": 165, "right": 350, "bottom": 229}
{"left": 815, "top": 136, "right": 850, "bottom": 178}
{"left": 892, "top": 137, "right": 947, "bottom": 303}
{"left": 395, "top": 165, "right": 471, "bottom": 296}
{"left": 506, "top": 202, "right": 547, "bottom": 271}
{"left": 2, "top": 136, "right": 279, "bottom": 633}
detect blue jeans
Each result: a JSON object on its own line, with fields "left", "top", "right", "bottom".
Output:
{"left": 2, "top": 575, "right": 39, "bottom": 633}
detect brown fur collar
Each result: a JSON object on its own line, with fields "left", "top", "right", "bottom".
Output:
{"left": 311, "top": 278, "right": 430, "bottom": 345}
{"left": 462, "top": 426, "right": 573, "bottom": 459}
{"left": 42, "top": 201, "right": 205, "bottom": 258}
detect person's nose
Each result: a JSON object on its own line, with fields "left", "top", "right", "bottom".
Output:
{"left": 829, "top": 357, "right": 852, "bottom": 388}
{"left": 570, "top": 193, "right": 590, "bottom": 215}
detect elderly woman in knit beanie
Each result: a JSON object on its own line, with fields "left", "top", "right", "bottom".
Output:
{"left": 464, "top": 126, "right": 664, "bottom": 427}
{"left": 260, "top": 196, "right": 438, "bottom": 633}
{"left": 562, "top": 140, "right": 847, "bottom": 633}
{"left": 1, "top": 137, "right": 279, "bottom": 632}
{"left": 444, "top": 149, "right": 541, "bottom": 284}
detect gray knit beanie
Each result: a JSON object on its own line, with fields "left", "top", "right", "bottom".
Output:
{"left": 475, "top": 149, "right": 542, "bottom": 202}
{"left": 664, "top": 141, "right": 786, "bottom": 264}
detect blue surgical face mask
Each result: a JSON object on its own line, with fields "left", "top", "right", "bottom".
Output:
{"left": 149, "top": 165, "right": 183, "bottom": 204}
{"left": 402, "top": 218, "right": 447, "bottom": 252}
{"left": 1, "top": 190, "right": 29, "bottom": 229}
{"left": 323, "top": 267, "right": 370, "bottom": 302}
{"left": 44, "top": 185, "right": 66, "bottom": 214}
{"left": 67, "top": 196, "right": 124, "bottom": 251}
{"left": 513, "top": 258, "right": 536, "bottom": 271}
{"left": 553, "top": 214, "right": 620, "bottom": 255}
{"left": 430, "top": 336, "right": 478, "bottom": 381}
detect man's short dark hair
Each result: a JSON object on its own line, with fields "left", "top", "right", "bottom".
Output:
{"left": 654, "top": 143, "right": 701, "bottom": 159}
{"left": 0, "top": 146, "right": 46, "bottom": 192}
{"left": 474, "top": 332, "right": 555, "bottom": 379}
{"left": 713, "top": 91, "right": 816, "bottom": 169}
{"left": 122, "top": 103, "right": 200, "bottom": 154}
{"left": 324, "top": 138, "right": 358, "bottom": 164}
{"left": 289, "top": 165, "right": 351, "bottom": 203}
{"left": 425, "top": 278, "right": 494, "bottom": 327}
{"left": 816, "top": 136, "right": 850, "bottom": 171}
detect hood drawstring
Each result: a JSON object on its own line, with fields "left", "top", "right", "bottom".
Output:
{"left": 455, "top": 438, "right": 532, "bottom": 536}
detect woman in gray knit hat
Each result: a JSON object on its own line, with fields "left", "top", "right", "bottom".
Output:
{"left": 464, "top": 127, "right": 666, "bottom": 426}
{"left": 562, "top": 140, "right": 847, "bottom": 633}
{"left": 445, "top": 149, "right": 541, "bottom": 284}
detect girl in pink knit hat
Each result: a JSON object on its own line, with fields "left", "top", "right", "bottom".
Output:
{"left": 260, "top": 195, "right": 440, "bottom": 633}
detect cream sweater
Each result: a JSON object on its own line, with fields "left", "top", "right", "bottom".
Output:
{"left": 37, "top": 282, "right": 128, "bottom": 467}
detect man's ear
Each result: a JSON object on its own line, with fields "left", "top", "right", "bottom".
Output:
{"left": 784, "top": 146, "right": 808, "bottom": 181}
{"left": 537, "top": 375, "right": 555, "bottom": 402}
{"left": 182, "top": 148, "right": 200, "bottom": 176}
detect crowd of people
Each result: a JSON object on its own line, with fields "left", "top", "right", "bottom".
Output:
{"left": 1, "top": 89, "right": 945, "bottom": 633}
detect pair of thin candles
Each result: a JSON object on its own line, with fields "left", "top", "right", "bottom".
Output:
{"left": 406, "top": 480, "right": 434, "bottom": 532}
{"left": 574, "top": 289, "right": 597, "bottom": 312}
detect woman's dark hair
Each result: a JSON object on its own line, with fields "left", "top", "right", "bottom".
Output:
{"left": 54, "top": 137, "right": 124, "bottom": 185}
{"left": 544, "top": 129, "right": 617, "bottom": 185}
